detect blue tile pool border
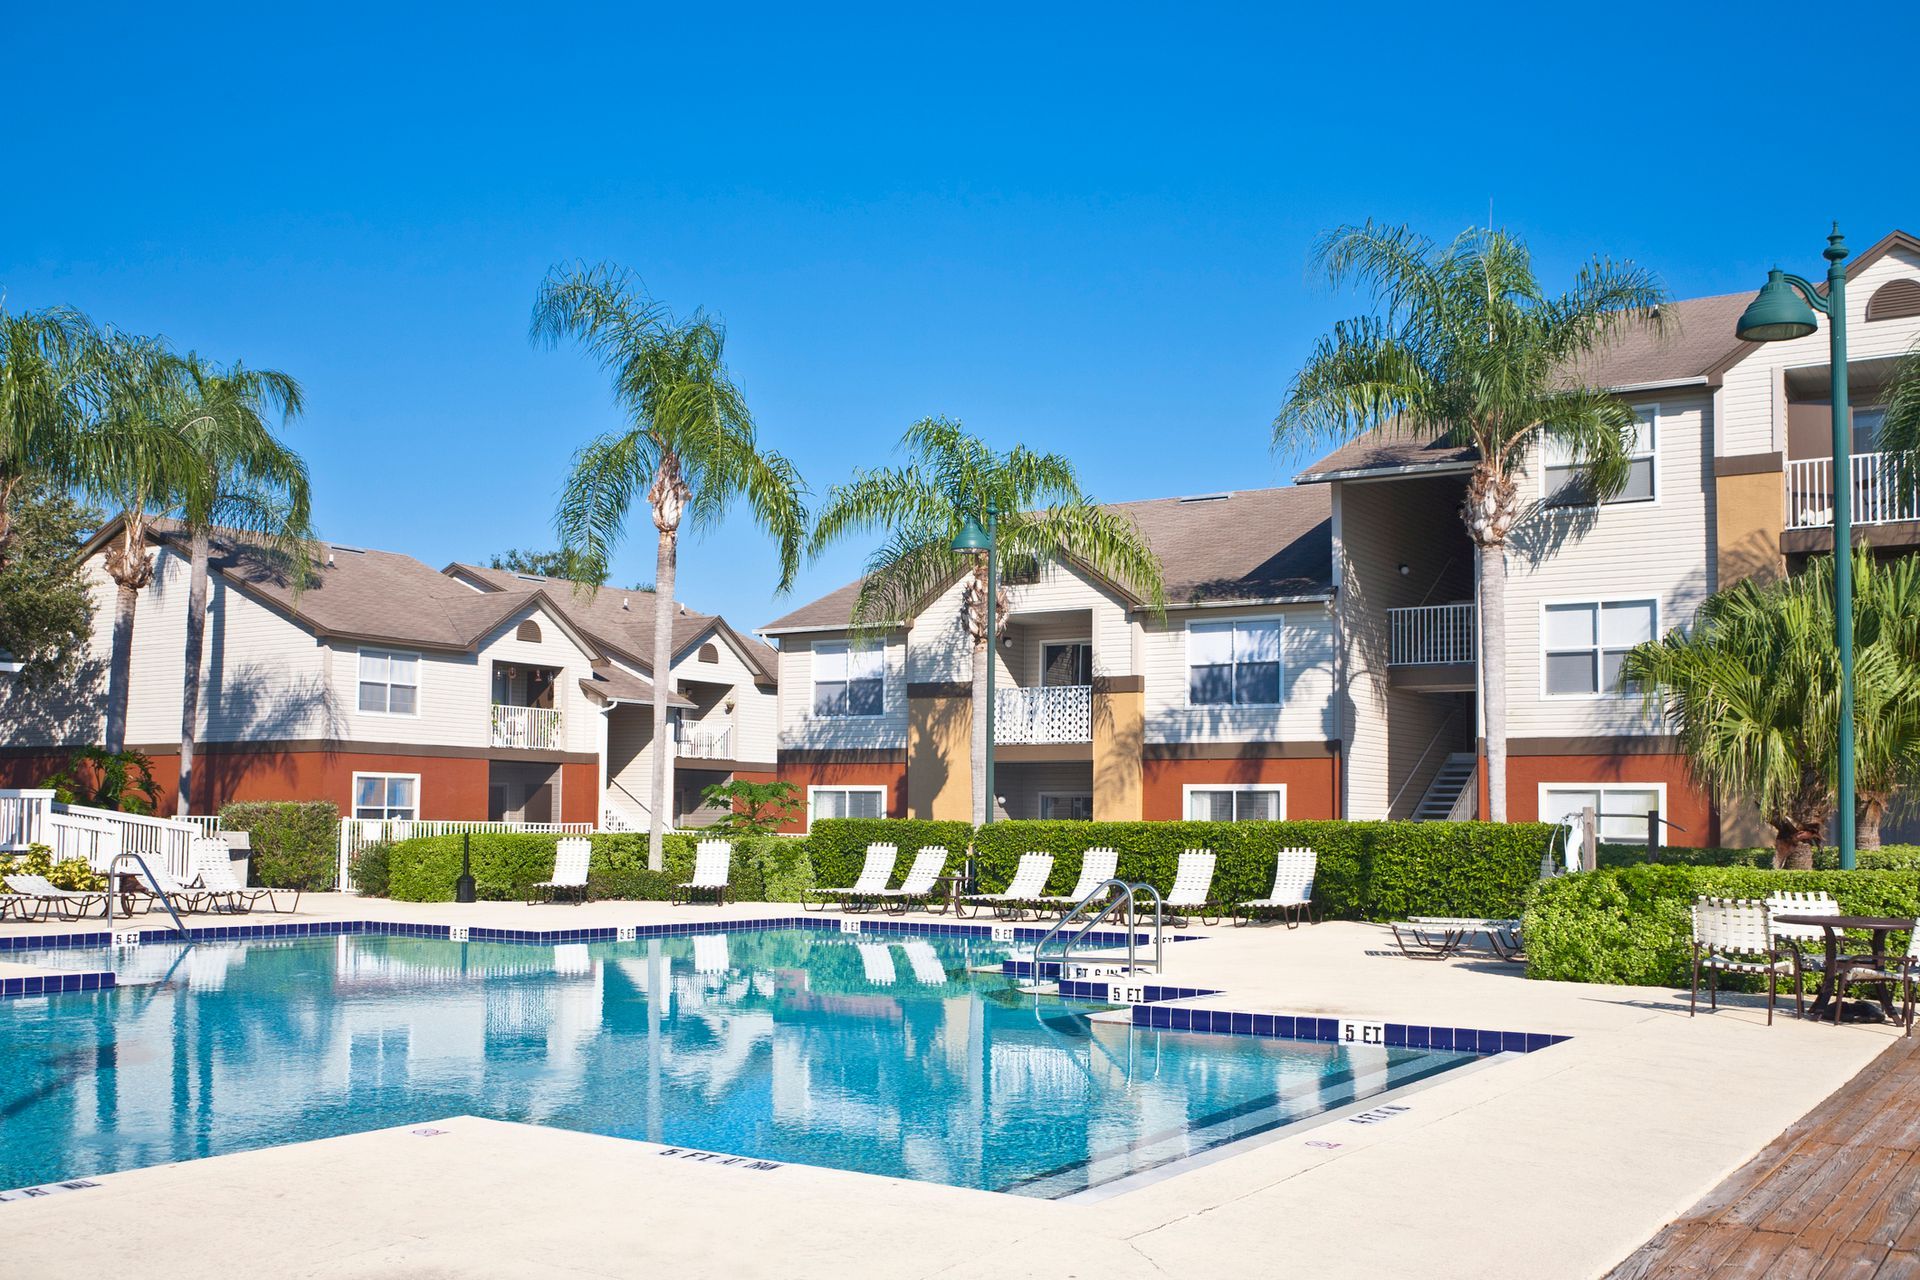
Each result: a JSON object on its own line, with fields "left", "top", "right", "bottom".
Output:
{"left": 0, "top": 970, "right": 115, "bottom": 1000}
{"left": 1117, "top": 993, "right": 1570, "bottom": 1057}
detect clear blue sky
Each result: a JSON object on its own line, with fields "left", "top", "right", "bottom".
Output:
{"left": 5, "top": 2, "right": 1914, "bottom": 630}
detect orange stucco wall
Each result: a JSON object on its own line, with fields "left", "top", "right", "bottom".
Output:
{"left": 1504, "top": 752, "right": 1715, "bottom": 846}
{"left": 1141, "top": 756, "right": 1340, "bottom": 822}
{"left": 774, "top": 761, "right": 908, "bottom": 832}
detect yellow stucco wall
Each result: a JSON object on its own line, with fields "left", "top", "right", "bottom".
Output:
{"left": 907, "top": 693, "right": 972, "bottom": 820}
{"left": 1716, "top": 468, "right": 1785, "bottom": 588}
{"left": 1093, "top": 687, "right": 1143, "bottom": 821}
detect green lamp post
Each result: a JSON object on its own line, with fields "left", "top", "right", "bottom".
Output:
{"left": 1736, "top": 224, "right": 1857, "bottom": 868}
{"left": 951, "top": 505, "right": 998, "bottom": 824}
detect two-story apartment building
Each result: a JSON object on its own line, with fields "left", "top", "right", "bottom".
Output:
{"left": 761, "top": 487, "right": 1340, "bottom": 830}
{"left": 763, "top": 229, "right": 1920, "bottom": 843}
{"left": 0, "top": 521, "right": 779, "bottom": 830}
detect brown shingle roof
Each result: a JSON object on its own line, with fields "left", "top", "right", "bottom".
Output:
{"left": 1294, "top": 291, "right": 1761, "bottom": 482}
{"left": 759, "top": 485, "right": 1334, "bottom": 634}
{"left": 578, "top": 665, "right": 694, "bottom": 710}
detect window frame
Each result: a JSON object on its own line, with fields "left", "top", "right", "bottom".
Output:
{"left": 1038, "top": 638, "right": 1094, "bottom": 688}
{"left": 810, "top": 640, "right": 885, "bottom": 719}
{"left": 1038, "top": 792, "right": 1095, "bottom": 821}
{"left": 1538, "top": 782, "right": 1668, "bottom": 846}
{"left": 1183, "top": 617, "right": 1284, "bottom": 708}
{"left": 1542, "top": 406, "right": 1660, "bottom": 509}
{"left": 1539, "top": 597, "right": 1658, "bottom": 701}
{"left": 1181, "top": 783, "right": 1288, "bottom": 822}
{"left": 356, "top": 647, "right": 421, "bottom": 717}
{"left": 351, "top": 771, "right": 421, "bottom": 822}
{"left": 806, "top": 784, "right": 889, "bottom": 830}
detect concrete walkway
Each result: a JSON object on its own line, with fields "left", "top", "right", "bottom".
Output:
{"left": 0, "top": 898, "right": 1899, "bottom": 1278}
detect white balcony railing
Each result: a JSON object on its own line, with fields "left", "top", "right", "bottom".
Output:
{"left": 996, "top": 684, "right": 1092, "bottom": 744}
{"left": 678, "top": 726, "right": 733, "bottom": 760}
{"left": 1388, "top": 603, "right": 1476, "bottom": 667}
{"left": 490, "top": 703, "right": 564, "bottom": 750}
{"left": 1787, "top": 451, "right": 1920, "bottom": 530}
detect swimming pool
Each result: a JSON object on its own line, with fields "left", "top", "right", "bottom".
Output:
{"left": 1, "top": 928, "right": 1478, "bottom": 1198}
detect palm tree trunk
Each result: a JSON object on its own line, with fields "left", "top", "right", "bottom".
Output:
{"left": 104, "top": 582, "right": 139, "bottom": 754}
{"left": 648, "top": 525, "right": 677, "bottom": 872}
{"left": 177, "top": 527, "right": 211, "bottom": 815}
{"left": 1858, "top": 794, "right": 1887, "bottom": 851}
{"left": 1478, "top": 542, "right": 1510, "bottom": 823}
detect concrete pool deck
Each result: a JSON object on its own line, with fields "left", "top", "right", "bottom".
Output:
{"left": 0, "top": 896, "right": 1899, "bottom": 1278}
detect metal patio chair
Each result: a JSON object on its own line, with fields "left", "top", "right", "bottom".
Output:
{"left": 1690, "top": 896, "right": 1795, "bottom": 1025}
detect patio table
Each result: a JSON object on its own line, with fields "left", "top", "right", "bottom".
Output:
{"left": 1773, "top": 914, "right": 1914, "bottom": 1024}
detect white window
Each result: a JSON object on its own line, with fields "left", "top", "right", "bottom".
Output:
{"left": 1039, "top": 793, "right": 1094, "bottom": 820}
{"left": 1545, "top": 409, "right": 1656, "bottom": 506}
{"left": 808, "top": 786, "right": 887, "bottom": 826}
{"left": 812, "top": 641, "right": 883, "bottom": 717}
{"left": 352, "top": 772, "right": 419, "bottom": 821}
{"left": 1040, "top": 641, "right": 1092, "bottom": 687}
{"left": 1542, "top": 600, "right": 1655, "bottom": 697}
{"left": 1540, "top": 784, "right": 1664, "bottom": 845}
{"left": 1183, "top": 784, "right": 1286, "bottom": 822}
{"left": 358, "top": 649, "right": 419, "bottom": 715}
{"left": 1187, "top": 619, "right": 1282, "bottom": 706}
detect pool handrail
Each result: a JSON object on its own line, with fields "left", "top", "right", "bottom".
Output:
{"left": 1031, "top": 878, "right": 1164, "bottom": 980}
{"left": 106, "top": 851, "right": 191, "bottom": 939}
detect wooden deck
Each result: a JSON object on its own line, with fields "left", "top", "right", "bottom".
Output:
{"left": 1610, "top": 1037, "right": 1920, "bottom": 1279}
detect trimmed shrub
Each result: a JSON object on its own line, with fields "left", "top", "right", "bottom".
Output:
{"left": 349, "top": 842, "right": 392, "bottom": 897}
{"left": 221, "top": 801, "right": 339, "bottom": 890}
{"left": 385, "top": 831, "right": 808, "bottom": 902}
{"left": 1595, "top": 843, "right": 1920, "bottom": 871}
{"left": 968, "top": 820, "right": 1556, "bottom": 921}
{"left": 1, "top": 842, "right": 106, "bottom": 892}
{"left": 1523, "top": 865, "right": 1920, "bottom": 987}
{"left": 806, "top": 819, "right": 971, "bottom": 891}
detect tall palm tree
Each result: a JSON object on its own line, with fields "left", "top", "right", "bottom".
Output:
{"left": 810, "top": 417, "right": 1165, "bottom": 825}
{"left": 533, "top": 263, "right": 807, "bottom": 871}
{"left": 0, "top": 305, "right": 98, "bottom": 566}
{"left": 1274, "top": 222, "right": 1667, "bottom": 822}
{"left": 78, "top": 332, "right": 192, "bottom": 753}
{"left": 166, "top": 355, "right": 313, "bottom": 815}
{"left": 1624, "top": 551, "right": 1920, "bottom": 865}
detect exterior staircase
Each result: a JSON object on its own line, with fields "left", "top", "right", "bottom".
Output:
{"left": 1413, "top": 753, "right": 1477, "bottom": 821}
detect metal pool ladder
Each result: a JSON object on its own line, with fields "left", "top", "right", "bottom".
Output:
{"left": 104, "top": 852, "right": 191, "bottom": 939}
{"left": 1030, "top": 878, "right": 1164, "bottom": 981}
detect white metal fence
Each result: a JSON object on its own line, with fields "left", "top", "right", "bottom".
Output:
{"left": 1388, "top": 603, "right": 1476, "bottom": 666}
{"left": 0, "top": 789, "right": 200, "bottom": 881}
{"left": 489, "top": 704, "right": 565, "bottom": 750}
{"left": 995, "top": 684, "right": 1093, "bottom": 744}
{"left": 1786, "top": 451, "right": 1920, "bottom": 530}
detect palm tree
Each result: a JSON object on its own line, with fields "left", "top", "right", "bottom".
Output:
{"left": 1624, "top": 551, "right": 1920, "bottom": 865}
{"left": 77, "top": 331, "right": 192, "bottom": 753}
{"left": 809, "top": 417, "right": 1165, "bottom": 825}
{"left": 533, "top": 262, "right": 807, "bottom": 871}
{"left": 0, "top": 305, "right": 98, "bottom": 567}
{"left": 1274, "top": 222, "right": 1667, "bottom": 822}
{"left": 166, "top": 355, "right": 313, "bottom": 815}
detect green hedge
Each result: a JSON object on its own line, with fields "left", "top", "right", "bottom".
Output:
{"left": 1524, "top": 865, "right": 1920, "bottom": 987}
{"left": 968, "top": 820, "right": 1557, "bottom": 921}
{"left": 1597, "top": 843, "right": 1920, "bottom": 870}
{"left": 805, "top": 819, "right": 971, "bottom": 892}
{"left": 220, "top": 801, "right": 339, "bottom": 890}
{"left": 385, "top": 832, "right": 814, "bottom": 903}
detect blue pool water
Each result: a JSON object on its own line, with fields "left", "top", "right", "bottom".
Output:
{"left": 0, "top": 930, "right": 1475, "bottom": 1197}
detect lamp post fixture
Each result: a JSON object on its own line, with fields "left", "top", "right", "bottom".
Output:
{"left": 1736, "top": 224, "right": 1857, "bottom": 869}
{"left": 951, "top": 504, "right": 999, "bottom": 824}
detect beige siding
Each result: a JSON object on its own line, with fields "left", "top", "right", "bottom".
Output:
{"left": 994, "top": 762, "right": 1095, "bottom": 820}
{"left": 1720, "top": 245, "right": 1920, "bottom": 458}
{"left": 667, "top": 627, "right": 777, "bottom": 764}
{"left": 905, "top": 560, "right": 1136, "bottom": 687}
{"left": 1140, "top": 604, "right": 1336, "bottom": 745}
{"left": 605, "top": 703, "right": 662, "bottom": 825}
{"left": 776, "top": 631, "right": 909, "bottom": 751}
{"left": 1501, "top": 391, "right": 1713, "bottom": 739}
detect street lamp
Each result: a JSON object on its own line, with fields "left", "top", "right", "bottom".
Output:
{"left": 951, "top": 505, "right": 998, "bottom": 823}
{"left": 1736, "top": 224, "right": 1857, "bottom": 869}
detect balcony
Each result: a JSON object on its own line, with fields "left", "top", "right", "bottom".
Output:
{"left": 677, "top": 726, "right": 734, "bottom": 761}
{"left": 490, "top": 704, "right": 563, "bottom": 750}
{"left": 996, "top": 684, "right": 1092, "bottom": 745}
{"left": 1386, "top": 603, "right": 1475, "bottom": 692}
{"left": 1787, "top": 452, "right": 1920, "bottom": 530}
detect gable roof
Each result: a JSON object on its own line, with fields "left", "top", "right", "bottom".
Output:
{"left": 1296, "top": 230, "right": 1920, "bottom": 485}
{"left": 759, "top": 485, "right": 1334, "bottom": 635}
{"left": 445, "top": 564, "right": 779, "bottom": 685}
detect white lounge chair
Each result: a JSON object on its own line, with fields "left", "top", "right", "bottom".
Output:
{"left": 192, "top": 838, "right": 294, "bottom": 913}
{"left": 1235, "top": 847, "right": 1317, "bottom": 928}
{"left": 674, "top": 840, "right": 733, "bottom": 906}
{"left": 1162, "top": 849, "right": 1220, "bottom": 926}
{"left": 806, "top": 843, "right": 897, "bottom": 912}
{"left": 858, "top": 942, "right": 898, "bottom": 986}
{"left": 902, "top": 940, "right": 950, "bottom": 985}
{"left": 961, "top": 852, "right": 1055, "bottom": 920}
{"left": 135, "top": 861, "right": 225, "bottom": 915}
{"left": 3, "top": 873, "right": 107, "bottom": 921}
{"left": 869, "top": 847, "right": 950, "bottom": 914}
{"left": 1389, "top": 916, "right": 1523, "bottom": 961}
{"left": 529, "top": 836, "right": 592, "bottom": 905}
{"left": 1690, "top": 896, "right": 1795, "bottom": 1025}
{"left": 1040, "top": 847, "right": 1119, "bottom": 917}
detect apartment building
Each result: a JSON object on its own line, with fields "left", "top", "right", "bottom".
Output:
{"left": 762, "top": 229, "right": 1920, "bottom": 842}
{"left": 0, "top": 522, "right": 779, "bottom": 830}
